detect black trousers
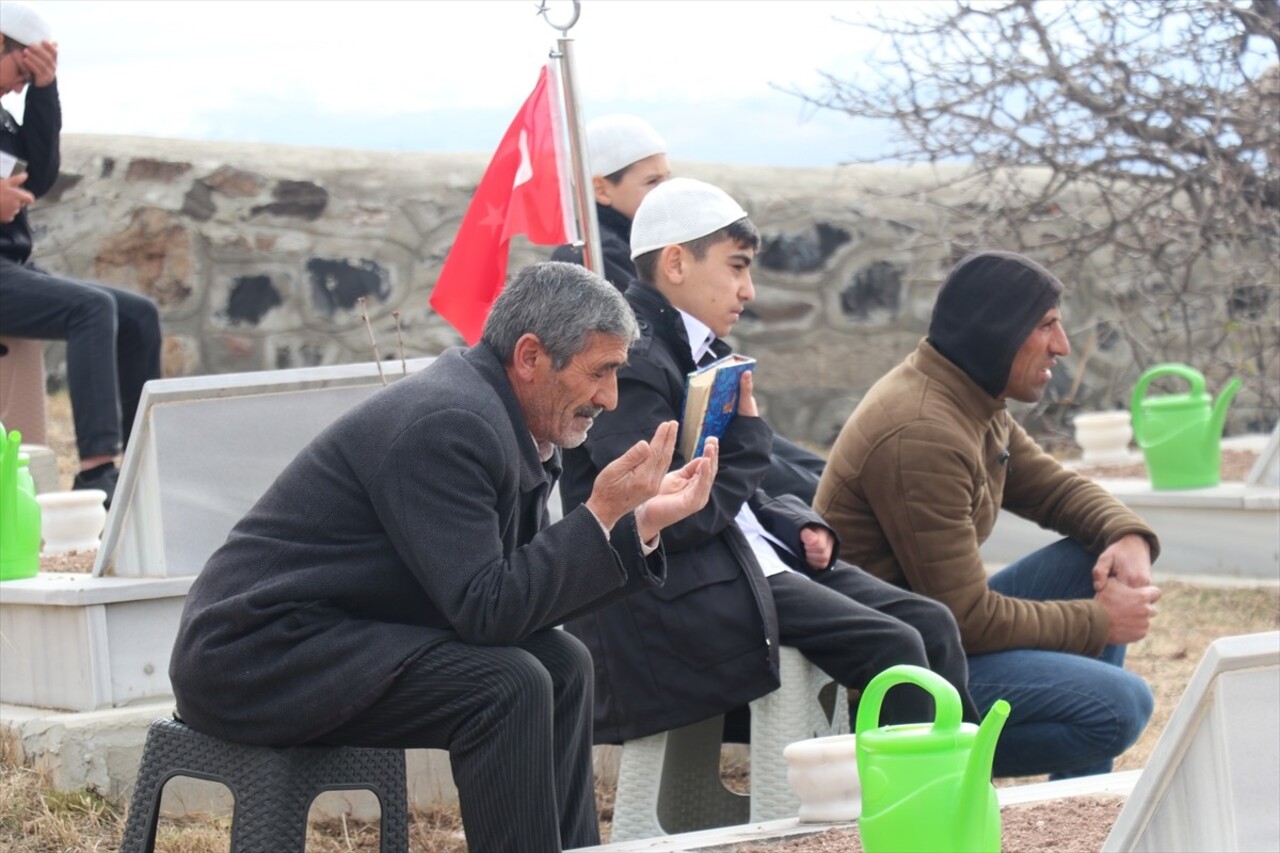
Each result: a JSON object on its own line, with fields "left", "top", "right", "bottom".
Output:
{"left": 317, "top": 629, "right": 598, "bottom": 853}
{"left": 769, "top": 563, "right": 979, "bottom": 726}
{"left": 0, "top": 258, "right": 162, "bottom": 458}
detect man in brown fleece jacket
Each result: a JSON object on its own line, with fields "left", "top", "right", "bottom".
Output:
{"left": 814, "top": 250, "right": 1163, "bottom": 780}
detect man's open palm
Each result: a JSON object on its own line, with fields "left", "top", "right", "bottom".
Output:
{"left": 585, "top": 422, "right": 718, "bottom": 541}
{"left": 636, "top": 438, "right": 719, "bottom": 540}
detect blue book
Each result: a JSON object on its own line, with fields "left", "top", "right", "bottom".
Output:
{"left": 679, "top": 354, "right": 756, "bottom": 461}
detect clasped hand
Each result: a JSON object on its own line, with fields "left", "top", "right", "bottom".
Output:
{"left": 1092, "top": 534, "right": 1161, "bottom": 644}
{"left": 585, "top": 420, "right": 718, "bottom": 543}
{"left": 800, "top": 526, "right": 835, "bottom": 570}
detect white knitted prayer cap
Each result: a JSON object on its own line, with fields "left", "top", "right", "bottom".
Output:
{"left": 630, "top": 178, "right": 749, "bottom": 259}
{"left": 587, "top": 114, "right": 667, "bottom": 178}
{"left": 0, "top": 1, "right": 52, "bottom": 44}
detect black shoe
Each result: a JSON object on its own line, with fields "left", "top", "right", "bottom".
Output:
{"left": 73, "top": 463, "right": 119, "bottom": 509}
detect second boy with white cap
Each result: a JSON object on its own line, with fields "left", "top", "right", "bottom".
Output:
{"left": 559, "top": 177, "right": 977, "bottom": 743}
{"left": 551, "top": 113, "right": 670, "bottom": 290}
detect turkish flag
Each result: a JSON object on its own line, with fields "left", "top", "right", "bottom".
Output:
{"left": 430, "top": 64, "right": 575, "bottom": 344}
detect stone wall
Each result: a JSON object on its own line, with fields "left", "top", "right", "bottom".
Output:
{"left": 29, "top": 134, "right": 1276, "bottom": 449}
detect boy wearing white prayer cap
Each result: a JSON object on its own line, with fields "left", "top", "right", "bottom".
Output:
{"left": 551, "top": 113, "right": 670, "bottom": 290}
{"left": 0, "top": 0, "right": 163, "bottom": 506}
{"left": 557, "top": 177, "right": 977, "bottom": 744}
{"left": 555, "top": 118, "right": 827, "bottom": 502}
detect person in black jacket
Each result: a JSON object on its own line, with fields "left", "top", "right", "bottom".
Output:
{"left": 0, "top": 1, "right": 161, "bottom": 506}
{"left": 170, "top": 262, "right": 719, "bottom": 852}
{"left": 550, "top": 113, "right": 670, "bottom": 291}
{"left": 561, "top": 178, "right": 976, "bottom": 745}
{"left": 553, "top": 113, "right": 827, "bottom": 502}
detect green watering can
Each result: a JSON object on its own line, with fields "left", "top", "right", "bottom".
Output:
{"left": 0, "top": 422, "right": 42, "bottom": 581}
{"left": 1130, "top": 364, "right": 1240, "bottom": 490}
{"left": 856, "top": 665, "right": 1010, "bottom": 853}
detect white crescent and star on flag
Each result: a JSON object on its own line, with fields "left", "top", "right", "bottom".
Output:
{"left": 514, "top": 129, "right": 534, "bottom": 189}
{"left": 481, "top": 128, "right": 534, "bottom": 230}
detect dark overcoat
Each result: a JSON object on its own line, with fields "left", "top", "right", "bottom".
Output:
{"left": 550, "top": 204, "right": 638, "bottom": 292}
{"left": 170, "top": 342, "right": 664, "bottom": 746}
{"left": 562, "top": 283, "right": 831, "bottom": 743}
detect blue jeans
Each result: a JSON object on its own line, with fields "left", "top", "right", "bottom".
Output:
{"left": 968, "top": 539, "right": 1153, "bottom": 779}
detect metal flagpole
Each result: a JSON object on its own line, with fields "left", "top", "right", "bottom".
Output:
{"left": 539, "top": 1, "right": 603, "bottom": 276}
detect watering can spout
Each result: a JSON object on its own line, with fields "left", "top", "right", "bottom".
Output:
{"left": 1210, "top": 378, "right": 1242, "bottom": 444}
{"left": 957, "top": 700, "right": 1009, "bottom": 831}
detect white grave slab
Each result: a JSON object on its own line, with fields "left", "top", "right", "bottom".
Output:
{"left": 1, "top": 359, "right": 433, "bottom": 711}
{"left": 96, "top": 358, "right": 433, "bottom": 578}
{"left": 1102, "top": 631, "right": 1280, "bottom": 852}
{"left": 980, "top": 481, "right": 1280, "bottom": 581}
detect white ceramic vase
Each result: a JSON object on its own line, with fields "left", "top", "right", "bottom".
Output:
{"left": 37, "top": 489, "right": 108, "bottom": 555}
{"left": 1074, "top": 411, "right": 1134, "bottom": 465}
{"left": 783, "top": 733, "right": 861, "bottom": 823}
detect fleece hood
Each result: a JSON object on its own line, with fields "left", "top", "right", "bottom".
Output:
{"left": 927, "top": 251, "right": 1064, "bottom": 398}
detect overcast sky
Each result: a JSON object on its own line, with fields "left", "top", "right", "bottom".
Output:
{"left": 0, "top": 0, "right": 935, "bottom": 167}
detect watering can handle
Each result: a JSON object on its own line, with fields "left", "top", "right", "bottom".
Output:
{"left": 1130, "top": 363, "right": 1206, "bottom": 444}
{"left": 855, "top": 664, "right": 963, "bottom": 735}
{"left": 1, "top": 427, "right": 22, "bottom": 534}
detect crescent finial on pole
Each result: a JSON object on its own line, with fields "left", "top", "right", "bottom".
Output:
{"left": 536, "top": 0, "right": 581, "bottom": 37}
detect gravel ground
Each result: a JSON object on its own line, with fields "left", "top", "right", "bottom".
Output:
{"left": 739, "top": 795, "right": 1126, "bottom": 853}
{"left": 1073, "top": 447, "right": 1259, "bottom": 482}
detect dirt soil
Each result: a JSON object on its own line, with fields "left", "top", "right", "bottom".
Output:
{"left": 1073, "top": 447, "right": 1258, "bottom": 481}
{"left": 38, "top": 549, "right": 98, "bottom": 573}
{"left": 740, "top": 795, "right": 1126, "bottom": 853}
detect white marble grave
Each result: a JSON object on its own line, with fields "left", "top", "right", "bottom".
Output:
{"left": 1, "top": 357, "right": 433, "bottom": 713}
{"left": 1103, "top": 631, "right": 1280, "bottom": 853}
{"left": 979, "top": 433, "right": 1280, "bottom": 582}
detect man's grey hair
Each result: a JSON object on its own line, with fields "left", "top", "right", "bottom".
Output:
{"left": 481, "top": 262, "right": 639, "bottom": 369}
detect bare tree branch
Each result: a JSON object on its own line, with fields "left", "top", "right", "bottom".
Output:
{"left": 792, "top": 0, "right": 1280, "bottom": 432}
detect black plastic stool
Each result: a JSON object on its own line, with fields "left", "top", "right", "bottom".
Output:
{"left": 120, "top": 717, "right": 408, "bottom": 853}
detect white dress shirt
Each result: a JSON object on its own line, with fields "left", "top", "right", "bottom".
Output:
{"left": 680, "top": 312, "right": 796, "bottom": 577}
